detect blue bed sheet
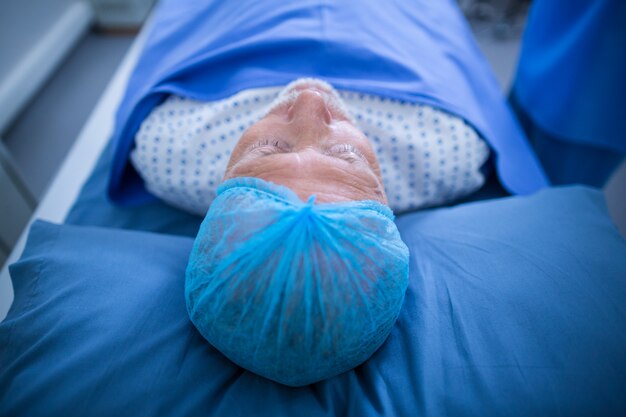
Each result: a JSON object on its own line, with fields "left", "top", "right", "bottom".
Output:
{"left": 3, "top": 186, "right": 626, "bottom": 416}
{"left": 66, "top": 142, "right": 202, "bottom": 236}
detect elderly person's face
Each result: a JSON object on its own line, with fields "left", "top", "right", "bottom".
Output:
{"left": 224, "top": 80, "right": 387, "bottom": 205}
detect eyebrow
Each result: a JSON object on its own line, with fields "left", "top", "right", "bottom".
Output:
{"left": 324, "top": 149, "right": 368, "bottom": 164}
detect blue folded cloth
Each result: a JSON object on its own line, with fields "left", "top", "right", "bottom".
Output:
{"left": 107, "top": 0, "right": 548, "bottom": 206}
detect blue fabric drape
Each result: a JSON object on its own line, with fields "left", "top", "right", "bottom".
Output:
{"left": 107, "top": 0, "right": 548, "bottom": 205}
{"left": 512, "top": 0, "right": 626, "bottom": 186}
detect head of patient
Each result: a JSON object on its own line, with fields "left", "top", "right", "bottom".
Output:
{"left": 224, "top": 79, "right": 387, "bottom": 205}
{"left": 185, "top": 79, "right": 408, "bottom": 387}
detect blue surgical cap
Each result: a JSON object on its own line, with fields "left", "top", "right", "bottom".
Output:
{"left": 185, "top": 177, "right": 409, "bottom": 386}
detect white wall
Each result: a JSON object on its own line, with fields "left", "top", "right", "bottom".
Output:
{"left": 0, "top": 0, "right": 76, "bottom": 77}
{"left": 0, "top": 0, "right": 93, "bottom": 134}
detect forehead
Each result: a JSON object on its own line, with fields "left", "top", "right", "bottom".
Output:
{"left": 227, "top": 151, "right": 385, "bottom": 204}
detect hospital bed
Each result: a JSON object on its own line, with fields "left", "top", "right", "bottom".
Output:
{"left": 0, "top": 20, "right": 150, "bottom": 320}
{"left": 1, "top": 1, "right": 625, "bottom": 416}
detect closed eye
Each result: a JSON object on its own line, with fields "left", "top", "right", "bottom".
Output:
{"left": 248, "top": 139, "right": 291, "bottom": 155}
{"left": 325, "top": 143, "right": 367, "bottom": 163}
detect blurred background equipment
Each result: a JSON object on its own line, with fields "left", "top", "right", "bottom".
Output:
{"left": 459, "top": 0, "right": 532, "bottom": 40}
{"left": 0, "top": 0, "right": 93, "bottom": 265}
{"left": 0, "top": 0, "right": 153, "bottom": 265}
{"left": 92, "top": 0, "right": 156, "bottom": 31}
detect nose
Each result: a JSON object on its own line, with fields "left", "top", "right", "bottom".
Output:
{"left": 287, "top": 89, "right": 333, "bottom": 126}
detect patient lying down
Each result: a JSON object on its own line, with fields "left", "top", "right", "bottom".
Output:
{"left": 133, "top": 79, "right": 489, "bottom": 386}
